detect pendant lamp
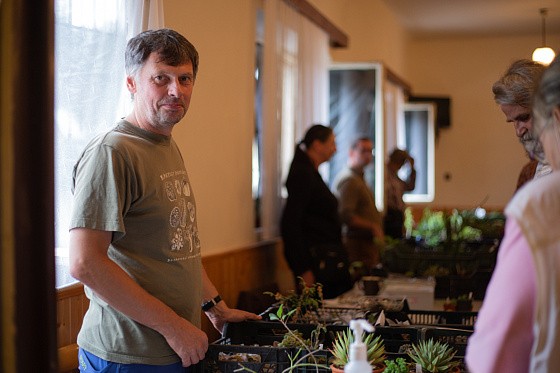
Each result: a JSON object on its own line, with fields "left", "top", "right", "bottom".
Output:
{"left": 532, "top": 8, "right": 556, "bottom": 66}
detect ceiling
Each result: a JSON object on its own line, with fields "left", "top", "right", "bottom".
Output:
{"left": 381, "top": 0, "right": 560, "bottom": 39}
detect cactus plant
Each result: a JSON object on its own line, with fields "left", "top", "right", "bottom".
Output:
{"left": 407, "top": 338, "right": 460, "bottom": 373}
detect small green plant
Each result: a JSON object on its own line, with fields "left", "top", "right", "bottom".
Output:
{"left": 384, "top": 357, "right": 410, "bottom": 373}
{"left": 405, "top": 207, "right": 504, "bottom": 250}
{"left": 330, "top": 327, "right": 385, "bottom": 369}
{"left": 265, "top": 277, "right": 323, "bottom": 323}
{"left": 407, "top": 338, "right": 460, "bottom": 373}
{"left": 277, "top": 329, "right": 309, "bottom": 348}
{"left": 413, "top": 208, "right": 447, "bottom": 247}
{"left": 266, "top": 304, "right": 328, "bottom": 373}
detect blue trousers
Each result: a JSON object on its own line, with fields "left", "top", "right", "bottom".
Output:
{"left": 78, "top": 348, "right": 197, "bottom": 373}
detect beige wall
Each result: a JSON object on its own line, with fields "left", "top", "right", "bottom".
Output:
{"left": 164, "top": 0, "right": 258, "bottom": 255}
{"left": 313, "top": 0, "right": 560, "bottom": 210}
{"left": 407, "top": 34, "right": 559, "bottom": 209}
{"left": 163, "top": 0, "right": 412, "bottom": 257}
{"left": 161, "top": 0, "right": 560, "bottom": 255}
{"left": 309, "top": 0, "right": 409, "bottom": 77}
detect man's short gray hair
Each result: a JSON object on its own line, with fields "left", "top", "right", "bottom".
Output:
{"left": 492, "top": 59, "right": 545, "bottom": 107}
{"left": 125, "top": 28, "right": 199, "bottom": 79}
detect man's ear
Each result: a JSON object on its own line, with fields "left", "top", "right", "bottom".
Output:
{"left": 126, "top": 75, "right": 137, "bottom": 94}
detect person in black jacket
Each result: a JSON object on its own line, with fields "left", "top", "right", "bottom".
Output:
{"left": 280, "top": 124, "right": 352, "bottom": 299}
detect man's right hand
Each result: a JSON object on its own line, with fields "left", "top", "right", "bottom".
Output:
{"left": 70, "top": 228, "right": 209, "bottom": 367}
{"left": 162, "top": 317, "right": 208, "bottom": 367}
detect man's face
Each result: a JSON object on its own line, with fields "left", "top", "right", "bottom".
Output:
{"left": 350, "top": 139, "right": 373, "bottom": 169}
{"left": 499, "top": 103, "right": 540, "bottom": 157}
{"left": 127, "top": 52, "right": 194, "bottom": 135}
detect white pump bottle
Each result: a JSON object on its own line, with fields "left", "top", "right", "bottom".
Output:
{"left": 344, "top": 319, "right": 374, "bottom": 373}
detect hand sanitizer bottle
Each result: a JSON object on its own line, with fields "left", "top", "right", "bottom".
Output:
{"left": 344, "top": 319, "right": 374, "bottom": 373}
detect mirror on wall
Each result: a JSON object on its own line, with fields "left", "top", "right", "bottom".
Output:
{"left": 329, "top": 62, "right": 435, "bottom": 209}
{"left": 328, "top": 63, "right": 384, "bottom": 209}
{"left": 400, "top": 102, "right": 435, "bottom": 203}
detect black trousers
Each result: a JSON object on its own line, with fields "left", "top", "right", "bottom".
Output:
{"left": 309, "top": 244, "right": 352, "bottom": 299}
{"left": 384, "top": 208, "right": 405, "bottom": 239}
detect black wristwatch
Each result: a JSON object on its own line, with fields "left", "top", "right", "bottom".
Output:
{"left": 201, "top": 295, "right": 222, "bottom": 312}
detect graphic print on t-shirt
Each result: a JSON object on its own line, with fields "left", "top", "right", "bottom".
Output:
{"left": 161, "top": 170, "right": 201, "bottom": 256}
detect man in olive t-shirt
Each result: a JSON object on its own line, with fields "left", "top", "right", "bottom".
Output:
{"left": 69, "top": 29, "right": 259, "bottom": 372}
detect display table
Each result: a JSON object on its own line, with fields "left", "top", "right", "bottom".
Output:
{"left": 329, "top": 275, "right": 482, "bottom": 312}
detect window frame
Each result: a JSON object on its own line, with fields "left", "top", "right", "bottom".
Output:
{"left": 328, "top": 62, "right": 384, "bottom": 210}
{"left": 400, "top": 102, "right": 436, "bottom": 203}
{"left": 54, "top": 0, "right": 158, "bottom": 288}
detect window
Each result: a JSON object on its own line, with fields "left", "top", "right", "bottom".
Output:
{"left": 328, "top": 62, "right": 435, "bottom": 209}
{"left": 253, "top": 43, "right": 263, "bottom": 228}
{"left": 255, "top": 0, "right": 329, "bottom": 239}
{"left": 328, "top": 63, "right": 384, "bottom": 209}
{"left": 400, "top": 103, "right": 435, "bottom": 203}
{"left": 279, "top": 29, "right": 299, "bottom": 199}
{"left": 54, "top": 0, "right": 160, "bottom": 288}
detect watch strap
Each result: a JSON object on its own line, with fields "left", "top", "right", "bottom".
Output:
{"left": 201, "top": 295, "right": 222, "bottom": 311}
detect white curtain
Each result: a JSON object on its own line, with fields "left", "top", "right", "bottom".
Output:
{"left": 298, "top": 14, "right": 329, "bottom": 138}
{"left": 54, "top": 0, "right": 164, "bottom": 287}
{"left": 384, "top": 77, "right": 406, "bottom": 156}
{"left": 259, "top": 0, "right": 330, "bottom": 239}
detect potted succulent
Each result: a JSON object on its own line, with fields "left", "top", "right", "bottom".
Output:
{"left": 384, "top": 357, "right": 413, "bottom": 373}
{"left": 407, "top": 339, "right": 461, "bottom": 373}
{"left": 330, "top": 327, "right": 386, "bottom": 373}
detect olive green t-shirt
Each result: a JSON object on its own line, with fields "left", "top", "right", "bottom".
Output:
{"left": 70, "top": 120, "right": 202, "bottom": 365}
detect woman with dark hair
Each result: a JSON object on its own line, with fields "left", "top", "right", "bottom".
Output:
{"left": 281, "top": 124, "right": 352, "bottom": 299}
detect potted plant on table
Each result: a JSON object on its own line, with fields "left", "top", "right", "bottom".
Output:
{"left": 265, "top": 277, "right": 323, "bottom": 323}
{"left": 384, "top": 357, "right": 413, "bottom": 373}
{"left": 407, "top": 339, "right": 461, "bottom": 373}
{"left": 268, "top": 304, "right": 329, "bottom": 372}
{"left": 330, "top": 327, "right": 386, "bottom": 373}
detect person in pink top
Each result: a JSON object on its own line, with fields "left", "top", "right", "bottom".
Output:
{"left": 466, "top": 57, "right": 560, "bottom": 372}
{"left": 465, "top": 218, "right": 536, "bottom": 372}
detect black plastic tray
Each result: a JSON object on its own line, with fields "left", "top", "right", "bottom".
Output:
{"left": 384, "top": 309, "right": 478, "bottom": 328}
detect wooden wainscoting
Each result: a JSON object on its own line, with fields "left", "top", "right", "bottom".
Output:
{"left": 57, "top": 282, "right": 90, "bottom": 348}
{"left": 55, "top": 238, "right": 292, "bottom": 371}
{"left": 57, "top": 282, "right": 89, "bottom": 372}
